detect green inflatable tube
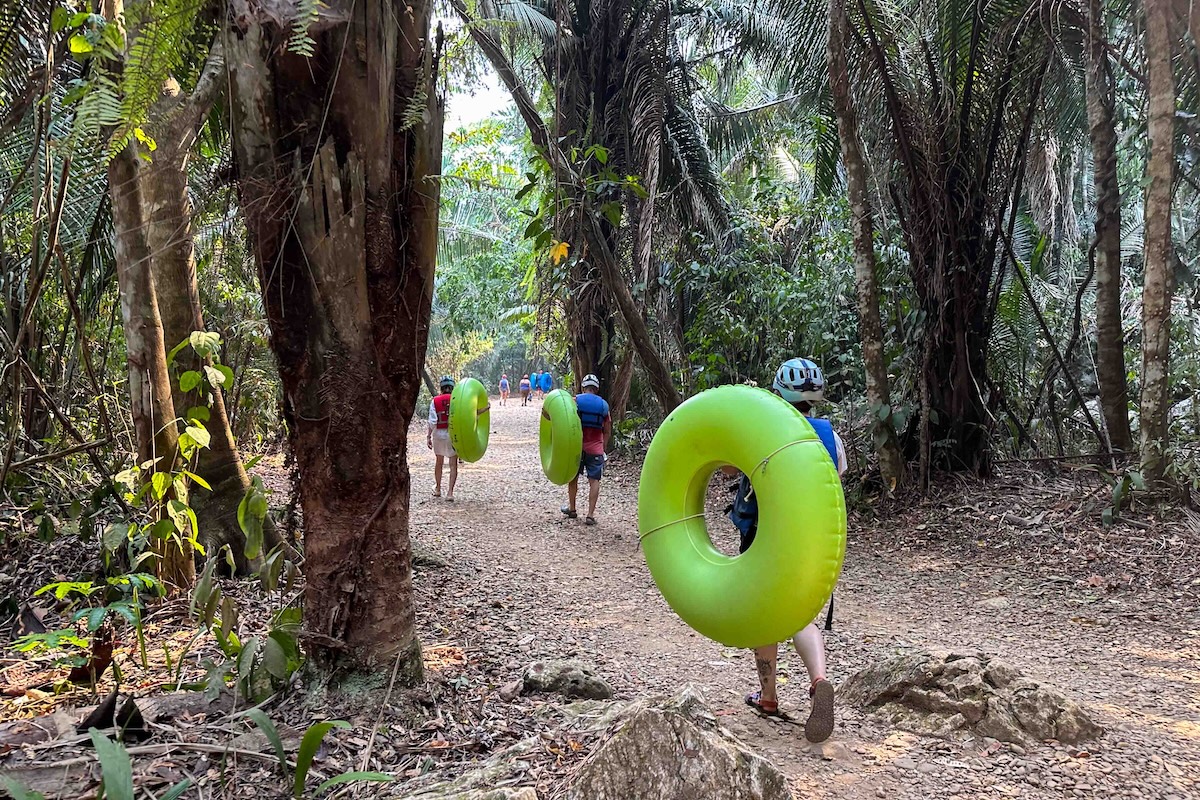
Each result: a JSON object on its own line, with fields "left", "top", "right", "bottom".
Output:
{"left": 637, "top": 385, "right": 846, "bottom": 648}
{"left": 540, "top": 389, "right": 583, "bottom": 485}
{"left": 449, "top": 378, "right": 490, "bottom": 463}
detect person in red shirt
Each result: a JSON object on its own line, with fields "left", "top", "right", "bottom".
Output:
{"left": 426, "top": 375, "right": 458, "bottom": 500}
{"left": 560, "top": 374, "right": 611, "bottom": 525}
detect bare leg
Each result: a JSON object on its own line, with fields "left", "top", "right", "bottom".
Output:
{"left": 586, "top": 478, "right": 600, "bottom": 518}
{"left": 753, "top": 645, "right": 779, "bottom": 704}
{"left": 567, "top": 476, "right": 579, "bottom": 512}
{"left": 792, "top": 622, "right": 835, "bottom": 742}
{"left": 447, "top": 457, "right": 459, "bottom": 499}
{"left": 790, "top": 623, "right": 827, "bottom": 683}
{"left": 434, "top": 455, "right": 443, "bottom": 495}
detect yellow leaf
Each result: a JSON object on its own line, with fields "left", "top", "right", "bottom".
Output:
{"left": 549, "top": 240, "right": 570, "bottom": 265}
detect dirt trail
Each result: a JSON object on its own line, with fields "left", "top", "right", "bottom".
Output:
{"left": 408, "top": 397, "right": 1198, "bottom": 799}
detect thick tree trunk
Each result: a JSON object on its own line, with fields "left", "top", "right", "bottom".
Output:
{"left": 1086, "top": 0, "right": 1133, "bottom": 454}
{"left": 828, "top": 0, "right": 903, "bottom": 490}
{"left": 1140, "top": 0, "right": 1176, "bottom": 483}
{"left": 143, "top": 51, "right": 282, "bottom": 573}
{"left": 608, "top": 346, "right": 636, "bottom": 422}
{"left": 108, "top": 144, "right": 194, "bottom": 591}
{"left": 226, "top": 0, "right": 441, "bottom": 673}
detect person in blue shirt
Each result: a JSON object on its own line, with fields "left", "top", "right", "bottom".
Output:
{"left": 539, "top": 370, "right": 553, "bottom": 395}
{"left": 728, "top": 358, "right": 846, "bottom": 743}
{"left": 499, "top": 374, "right": 510, "bottom": 406}
{"left": 560, "top": 374, "right": 611, "bottom": 525}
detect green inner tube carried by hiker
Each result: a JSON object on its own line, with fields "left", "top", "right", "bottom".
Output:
{"left": 637, "top": 385, "right": 847, "bottom": 648}
{"left": 540, "top": 389, "right": 583, "bottom": 485}
{"left": 449, "top": 377, "right": 490, "bottom": 463}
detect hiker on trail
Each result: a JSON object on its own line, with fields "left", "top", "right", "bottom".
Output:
{"left": 427, "top": 375, "right": 460, "bottom": 501}
{"left": 532, "top": 370, "right": 543, "bottom": 401}
{"left": 499, "top": 374, "right": 510, "bottom": 406}
{"left": 520, "top": 374, "right": 532, "bottom": 406}
{"left": 539, "top": 370, "right": 553, "bottom": 395}
{"left": 730, "top": 358, "right": 846, "bottom": 743}
{"left": 560, "top": 373, "right": 611, "bottom": 526}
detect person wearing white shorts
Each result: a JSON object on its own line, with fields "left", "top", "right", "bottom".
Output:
{"left": 427, "top": 376, "right": 459, "bottom": 500}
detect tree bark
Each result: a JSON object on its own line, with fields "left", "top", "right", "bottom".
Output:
{"left": 828, "top": 0, "right": 903, "bottom": 490}
{"left": 226, "top": 0, "right": 442, "bottom": 673}
{"left": 108, "top": 143, "right": 194, "bottom": 591}
{"left": 142, "top": 42, "right": 282, "bottom": 573}
{"left": 1140, "top": 0, "right": 1177, "bottom": 483}
{"left": 1086, "top": 0, "right": 1133, "bottom": 454}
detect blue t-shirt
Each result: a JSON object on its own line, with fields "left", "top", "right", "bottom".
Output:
{"left": 499, "top": 378, "right": 509, "bottom": 391}
{"left": 729, "top": 416, "right": 841, "bottom": 552}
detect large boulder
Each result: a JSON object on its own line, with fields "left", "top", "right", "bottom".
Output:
{"left": 565, "top": 686, "right": 792, "bottom": 800}
{"left": 521, "top": 660, "right": 613, "bottom": 700}
{"left": 840, "top": 650, "right": 1103, "bottom": 747}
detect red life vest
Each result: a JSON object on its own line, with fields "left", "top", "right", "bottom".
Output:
{"left": 433, "top": 393, "right": 451, "bottom": 429}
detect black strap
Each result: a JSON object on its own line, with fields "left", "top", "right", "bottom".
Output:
{"left": 824, "top": 594, "right": 834, "bottom": 631}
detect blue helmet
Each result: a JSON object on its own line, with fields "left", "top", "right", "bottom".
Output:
{"left": 772, "top": 358, "right": 824, "bottom": 403}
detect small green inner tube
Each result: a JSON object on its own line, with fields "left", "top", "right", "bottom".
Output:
{"left": 449, "top": 378, "right": 490, "bottom": 463}
{"left": 540, "top": 389, "right": 583, "bottom": 485}
{"left": 637, "top": 385, "right": 847, "bottom": 648}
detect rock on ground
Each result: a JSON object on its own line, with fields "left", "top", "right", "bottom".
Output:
{"left": 565, "top": 686, "right": 792, "bottom": 800}
{"left": 840, "top": 650, "right": 1104, "bottom": 747}
{"left": 521, "top": 659, "right": 613, "bottom": 700}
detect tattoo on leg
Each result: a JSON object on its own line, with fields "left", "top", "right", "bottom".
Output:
{"left": 755, "top": 656, "right": 772, "bottom": 683}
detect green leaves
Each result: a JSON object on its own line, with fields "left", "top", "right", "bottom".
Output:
{"left": 237, "top": 476, "right": 270, "bottom": 560}
{"left": 246, "top": 709, "right": 288, "bottom": 772}
{"left": 179, "top": 371, "right": 203, "bottom": 392}
{"left": 294, "top": 721, "right": 350, "bottom": 798}
{"left": 89, "top": 729, "right": 135, "bottom": 800}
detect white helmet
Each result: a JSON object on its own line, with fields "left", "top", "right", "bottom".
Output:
{"left": 581, "top": 373, "right": 600, "bottom": 389}
{"left": 772, "top": 358, "right": 824, "bottom": 403}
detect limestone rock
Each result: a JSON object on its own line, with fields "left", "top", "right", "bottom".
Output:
{"left": 565, "top": 685, "right": 792, "bottom": 800}
{"left": 841, "top": 651, "right": 1103, "bottom": 747}
{"left": 521, "top": 660, "right": 613, "bottom": 700}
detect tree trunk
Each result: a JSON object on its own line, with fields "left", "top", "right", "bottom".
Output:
{"left": 609, "top": 346, "right": 636, "bottom": 423}
{"left": 143, "top": 47, "right": 282, "bottom": 573}
{"left": 1140, "top": 0, "right": 1177, "bottom": 483}
{"left": 1086, "top": 0, "right": 1133, "bottom": 454}
{"left": 226, "top": 0, "right": 442, "bottom": 673}
{"left": 108, "top": 143, "right": 194, "bottom": 591}
{"left": 828, "top": 0, "right": 903, "bottom": 490}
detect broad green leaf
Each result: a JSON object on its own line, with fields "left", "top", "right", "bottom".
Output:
{"left": 315, "top": 772, "right": 394, "bottom": 796}
{"left": 203, "top": 365, "right": 226, "bottom": 388}
{"left": 185, "top": 425, "right": 211, "bottom": 449}
{"left": 0, "top": 775, "right": 45, "bottom": 800}
{"left": 186, "top": 406, "right": 211, "bottom": 422}
{"left": 88, "top": 729, "right": 135, "bottom": 800}
{"left": 179, "top": 371, "right": 203, "bottom": 392}
{"left": 189, "top": 331, "right": 221, "bottom": 358}
{"left": 51, "top": 7, "right": 70, "bottom": 32}
{"left": 261, "top": 635, "right": 289, "bottom": 680}
{"left": 68, "top": 34, "right": 92, "bottom": 54}
{"left": 246, "top": 709, "right": 288, "bottom": 773}
{"left": 151, "top": 472, "right": 172, "bottom": 501}
{"left": 183, "top": 471, "right": 212, "bottom": 491}
{"left": 215, "top": 364, "right": 235, "bottom": 387}
{"left": 294, "top": 721, "right": 351, "bottom": 798}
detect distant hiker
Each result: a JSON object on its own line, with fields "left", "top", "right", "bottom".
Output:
{"left": 539, "top": 370, "right": 553, "bottom": 395}
{"left": 520, "top": 374, "right": 532, "bottom": 406}
{"left": 731, "top": 358, "right": 846, "bottom": 743}
{"left": 532, "top": 370, "right": 543, "bottom": 400}
{"left": 499, "top": 374, "right": 510, "bottom": 406}
{"left": 427, "top": 375, "right": 459, "bottom": 501}
{"left": 560, "top": 373, "right": 611, "bottom": 526}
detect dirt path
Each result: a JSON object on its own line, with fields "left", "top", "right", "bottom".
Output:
{"left": 408, "top": 398, "right": 1199, "bottom": 799}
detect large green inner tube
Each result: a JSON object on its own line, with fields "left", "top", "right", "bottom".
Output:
{"left": 449, "top": 378, "right": 490, "bottom": 463}
{"left": 637, "top": 385, "right": 846, "bottom": 648}
{"left": 540, "top": 389, "right": 583, "bottom": 485}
